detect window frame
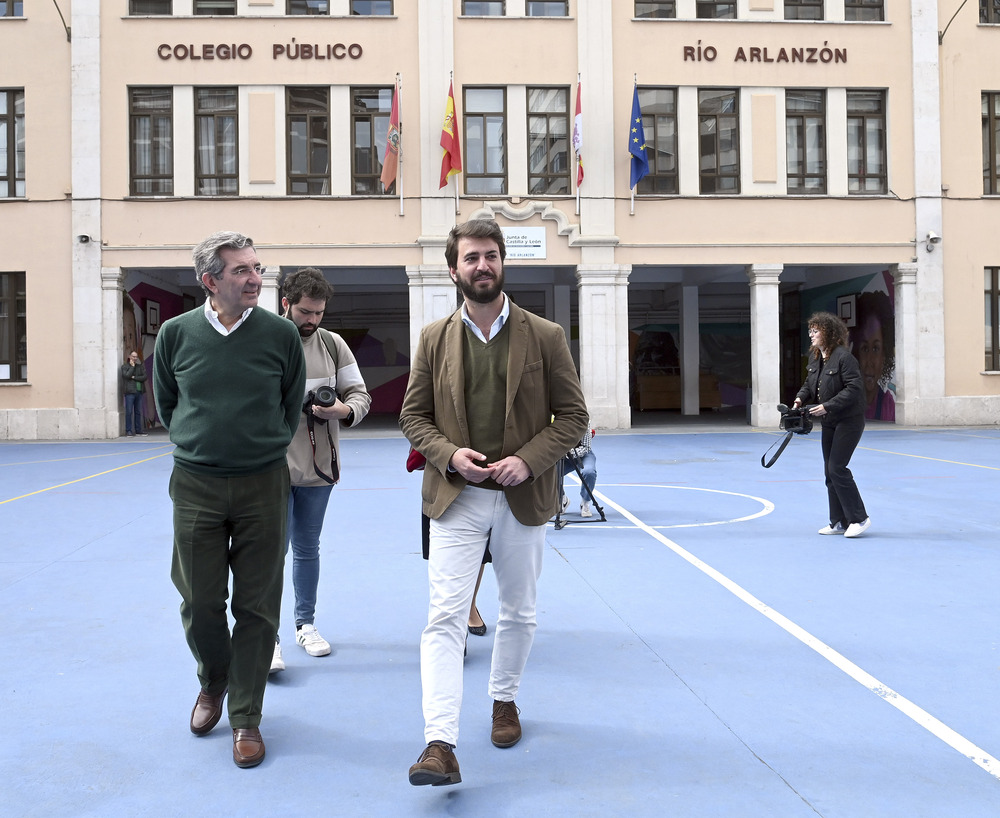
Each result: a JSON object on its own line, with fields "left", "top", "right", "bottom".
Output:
{"left": 351, "top": 85, "right": 394, "bottom": 195}
{"left": 462, "top": 1, "right": 505, "bottom": 15}
{"left": 194, "top": 87, "right": 239, "bottom": 197}
{"left": 847, "top": 89, "right": 887, "bottom": 195}
{"left": 526, "top": 1, "right": 568, "bottom": 15}
{"left": 0, "top": 1, "right": 24, "bottom": 16}
{"left": 784, "top": 0, "right": 824, "bottom": 21}
{"left": 0, "top": 271, "right": 26, "bottom": 383}
{"left": 844, "top": 0, "right": 883, "bottom": 21}
{"left": 981, "top": 0, "right": 1000, "bottom": 24}
{"left": 286, "top": 87, "right": 331, "bottom": 196}
{"left": 288, "top": 0, "right": 330, "bottom": 14}
{"left": 0, "top": 89, "right": 25, "bottom": 199}
{"left": 463, "top": 86, "right": 508, "bottom": 196}
{"left": 635, "top": 1, "right": 676, "bottom": 17}
{"left": 128, "top": 0, "right": 171, "bottom": 13}
{"left": 698, "top": 88, "right": 740, "bottom": 195}
{"left": 983, "top": 92, "right": 1000, "bottom": 195}
{"left": 129, "top": 87, "right": 174, "bottom": 197}
{"left": 350, "top": 1, "right": 394, "bottom": 13}
{"left": 987, "top": 268, "right": 1000, "bottom": 371}
{"left": 193, "top": 0, "right": 236, "bottom": 14}
{"left": 636, "top": 86, "right": 679, "bottom": 195}
{"left": 526, "top": 86, "right": 570, "bottom": 196}
{"left": 696, "top": 0, "right": 736, "bottom": 19}
{"left": 785, "top": 89, "right": 827, "bottom": 195}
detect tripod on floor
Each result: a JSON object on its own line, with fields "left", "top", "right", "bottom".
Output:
{"left": 553, "top": 449, "right": 606, "bottom": 530}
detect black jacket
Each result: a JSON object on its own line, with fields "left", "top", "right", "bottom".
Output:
{"left": 121, "top": 361, "right": 147, "bottom": 396}
{"left": 795, "top": 345, "right": 866, "bottom": 425}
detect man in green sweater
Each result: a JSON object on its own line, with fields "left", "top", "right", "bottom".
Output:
{"left": 153, "top": 231, "right": 305, "bottom": 769}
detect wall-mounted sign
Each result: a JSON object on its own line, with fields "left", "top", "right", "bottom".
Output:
{"left": 502, "top": 227, "right": 546, "bottom": 260}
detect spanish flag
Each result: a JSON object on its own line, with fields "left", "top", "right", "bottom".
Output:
{"left": 439, "top": 81, "right": 462, "bottom": 189}
{"left": 380, "top": 80, "right": 400, "bottom": 192}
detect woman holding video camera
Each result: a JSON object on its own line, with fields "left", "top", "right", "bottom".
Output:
{"left": 794, "top": 311, "right": 870, "bottom": 538}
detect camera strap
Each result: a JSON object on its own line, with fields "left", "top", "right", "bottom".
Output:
{"left": 760, "top": 431, "right": 795, "bottom": 469}
{"left": 305, "top": 412, "right": 339, "bottom": 485}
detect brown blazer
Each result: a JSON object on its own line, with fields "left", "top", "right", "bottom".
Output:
{"left": 400, "top": 300, "right": 589, "bottom": 527}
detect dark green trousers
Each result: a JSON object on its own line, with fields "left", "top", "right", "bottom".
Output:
{"left": 169, "top": 464, "right": 289, "bottom": 729}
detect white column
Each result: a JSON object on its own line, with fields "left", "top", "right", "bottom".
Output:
{"left": 747, "top": 264, "right": 783, "bottom": 427}
{"left": 405, "top": 266, "right": 457, "bottom": 359}
{"left": 577, "top": 264, "right": 631, "bottom": 430}
{"left": 679, "top": 284, "right": 700, "bottom": 416}
{"left": 259, "top": 268, "right": 281, "bottom": 315}
{"left": 892, "top": 263, "right": 918, "bottom": 425}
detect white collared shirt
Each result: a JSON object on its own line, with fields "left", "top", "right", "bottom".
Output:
{"left": 460, "top": 293, "right": 509, "bottom": 343}
{"left": 204, "top": 298, "right": 253, "bottom": 336}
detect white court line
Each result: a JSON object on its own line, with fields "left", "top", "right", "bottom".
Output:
{"left": 582, "top": 482, "right": 1000, "bottom": 782}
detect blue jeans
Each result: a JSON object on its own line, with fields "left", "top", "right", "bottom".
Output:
{"left": 124, "top": 393, "right": 143, "bottom": 434}
{"left": 285, "top": 484, "right": 334, "bottom": 630}
{"left": 562, "top": 451, "right": 597, "bottom": 501}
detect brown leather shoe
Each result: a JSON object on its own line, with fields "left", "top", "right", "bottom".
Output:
{"left": 189, "top": 687, "right": 227, "bottom": 736}
{"left": 232, "top": 728, "right": 265, "bottom": 768}
{"left": 408, "top": 742, "right": 461, "bottom": 786}
{"left": 491, "top": 700, "right": 522, "bottom": 748}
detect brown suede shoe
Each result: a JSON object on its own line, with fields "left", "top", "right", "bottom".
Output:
{"left": 491, "top": 700, "right": 522, "bottom": 748}
{"left": 232, "top": 728, "right": 265, "bottom": 768}
{"left": 408, "top": 742, "right": 461, "bottom": 786}
{"left": 189, "top": 687, "right": 227, "bottom": 736}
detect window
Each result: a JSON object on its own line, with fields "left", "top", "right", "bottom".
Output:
{"left": 0, "top": 2, "right": 23, "bottom": 16}
{"left": 0, "top": 272, "right": 26, "bottom": 382}
{"left": 699, "top": 89, "right": 739, "bottom": 194}
{"left": 195, "top": 88, "right": 238, "bottom": 196}
{"left": 288, "top": 0, "right": 329, "bottom": 13}
{"left": 0, "top": 90, "right": 24, "bottom": 198}
{"left": 786, "top": 89, "right": 826, "bottom": 194}
{"left": 526, "top": 1, "right": 568, "bottom": 14}
{"left": 527, "top": 87, "right": 569, "bottom": 195}
{"left": 636, "top": 87, "right": 678, "bottom": 195}
{"left": 984, "top": 93, "right": 1000, "bottom": 195}
{"left": 987, "top": 268, "right": 1000, "bottom": 370}
{"left": 351, "top": 86, "right": 393, "bottom": 194}
{"left": 784, "top": 0, "right": 823, "bottom": 20}
{"left": 845, "top": 0, "right": 883, "bottom": 21}
{"left": 194, "top": 0, "right": 235, "bottom": 14}
{"left": 696, "top": 0, "right": 736, "bottom": 18}
{"left": 847, "top": 90, "right": 886, "bottom": 194}
{"left": 463, "top": 1, "right": 504, "bottom": 14}
{"left": 465, "top": 88, "right": 507, "bottom": 195}
{"left": 351, "top": 0, "right": 393, "bottom": 12}
{"left": 635, "top": 1, "right": 676, "bottom": 17}
{"left": 982, "top": 0, "right": 1000, "bottom": 24}
{"left": 287, "top": 87, "right": 330, "bottom": 195}
{"left": 129, "top": 1, "right": 170, "bottom": 12}
{"left": 130, "top": 88, "right": 173, "bottom": 196}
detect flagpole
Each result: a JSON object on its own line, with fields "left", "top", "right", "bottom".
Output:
{"left": 575, "top": 72, "right": 581, "bottom": 216}
{"left": 630, "top": 74, "right": 637, "bottom": 216}
{"left": 397, "top": 73, "right": 404, "bottom": 216}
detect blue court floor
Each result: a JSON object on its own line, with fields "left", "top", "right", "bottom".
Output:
{"left": 2, "top": 418, "right": 999, "bottom": 817}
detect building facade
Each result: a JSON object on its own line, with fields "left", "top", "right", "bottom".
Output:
{"left": 0, "top": 0, "right": 997, "bottom": 440}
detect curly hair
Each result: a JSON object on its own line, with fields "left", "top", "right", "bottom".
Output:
{"left": 806, "top": 311, "right": 849, "bottom": 359}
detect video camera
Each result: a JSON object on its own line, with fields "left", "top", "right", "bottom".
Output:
{"left": 777, "top": 403, "right": 814, "bottom": 435}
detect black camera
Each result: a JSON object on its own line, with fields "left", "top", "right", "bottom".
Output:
{"left": 303, "top": 385, "right": 339, "bottom": 419}
{"left": 777, "top": 403, "right": 814, "bottom": 435}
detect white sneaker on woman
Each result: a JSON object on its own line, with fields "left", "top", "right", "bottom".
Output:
{"left": 844, "top": 518, "right": 871, "bottom": 538}
{"left": 818, "top": 522, "right": 845, "bottom": 535}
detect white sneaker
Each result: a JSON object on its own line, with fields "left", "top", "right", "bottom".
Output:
{"left": 818, "top": 522, "right": 845, "bottom": 535}
{"left": 580, "top": 501, "right": 593, "bottom": 518}
{"left": 844, "top": 518, "right": 871, "bottom": 538}
{"left": 269, "top": 642, "right": 285, "bottom": 674}
{"left": 296, "top": 624, "right": 332, "bottom": 657}
{"left": 561, "top": 494, "right": 570, "bottom": 512}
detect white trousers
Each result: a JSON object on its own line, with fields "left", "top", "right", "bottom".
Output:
{"left": 422, "top": 485, "right": 545, "bottom": 746}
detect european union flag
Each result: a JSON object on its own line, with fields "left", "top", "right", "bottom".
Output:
{"left": 628, "top": 85, "right": 649, "bottom": 189}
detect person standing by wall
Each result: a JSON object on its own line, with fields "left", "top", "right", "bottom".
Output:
{"left": 121, "top": 350, "right": 147, "bottom": 436}
{"left": 269, "top": 267, "right": 371, "bottom": 673}
{"left": 154, "top": 231, "right": 305, "bottom": 768}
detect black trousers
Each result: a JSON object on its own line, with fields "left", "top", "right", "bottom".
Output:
{"left": 820, "top": 415, "right": 867, "bottom": 526}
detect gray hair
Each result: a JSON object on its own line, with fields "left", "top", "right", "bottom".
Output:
{"left": 192, "top": 231, "right": 254, "bottom": 293}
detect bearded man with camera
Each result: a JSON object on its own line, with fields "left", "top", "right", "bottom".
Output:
{"left": 272, "top": 267, "right": 371, "bottom": 672}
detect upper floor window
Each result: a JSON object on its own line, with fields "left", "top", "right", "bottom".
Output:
{"left": 129, "top": 0, "right": 170, "bottom": 12}
{"left": 464, "top": 87, "right": 507, "bottom": 195}
{"left": 0, "top": 2, "right": 24, "bottom": 15}
{"left": 288, "top": 0, "right": 329, "bottom": 13}
{"left": 984, "top": 93, "right": 1000, "bottom": 195}
{"left": 0, "top": 89, "right": 25, "bottom": 198}
{"left": 194, "top": 0, "right": 236, "bottom": 14}
{"left": 463, "top": 1, "right": 504, "bottom": 14}
{"left": 699, "top": 89, "right": 739, "bottom": 194}
{"left": 351, "top": 86, "right": 393, "bottom": 194}
{"left": 351, "top": 1, "right": 393, "bottom": 13}
{"left": 195, "top": 88, "right": 238, "bottom": 196}
{"left": 636, "top": 87, "right": 678, "bottom": 195}
{"left": 0, "top": 271, "right": 26, "bottom": 382}
{"left": 527, "top": 87, "right": 569, "bottom": 195}
{"left": 845, "top": 0, "right": 883, "bottom": 21}
{"left": 981, "top": 0, "right": 1000, "bottom": 24}
{"left": 696, "top": 0, "right": 736, "bottom": 18}
{"left": 847, "top": 89, "right": 886, "bottom": 194}
{"left": 635, "top": 1, "right": 676, "bottom": 17}
{"left": 786, "top": 89, "right": 826, "bottom": 194}
{"left": 129, "top": 87, "right": 173, "bottom": 196}
{"left": 287, "top": 87, "right": 330, "bottom": 195}
{"left": 527, "top": 1, "right": 568, "bottom": 14}
{"left": 987, "top": 268, "right": 1000, "bottom": 370}
{"left": 785, "top": 0, "right": 823, "bottom": 20}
